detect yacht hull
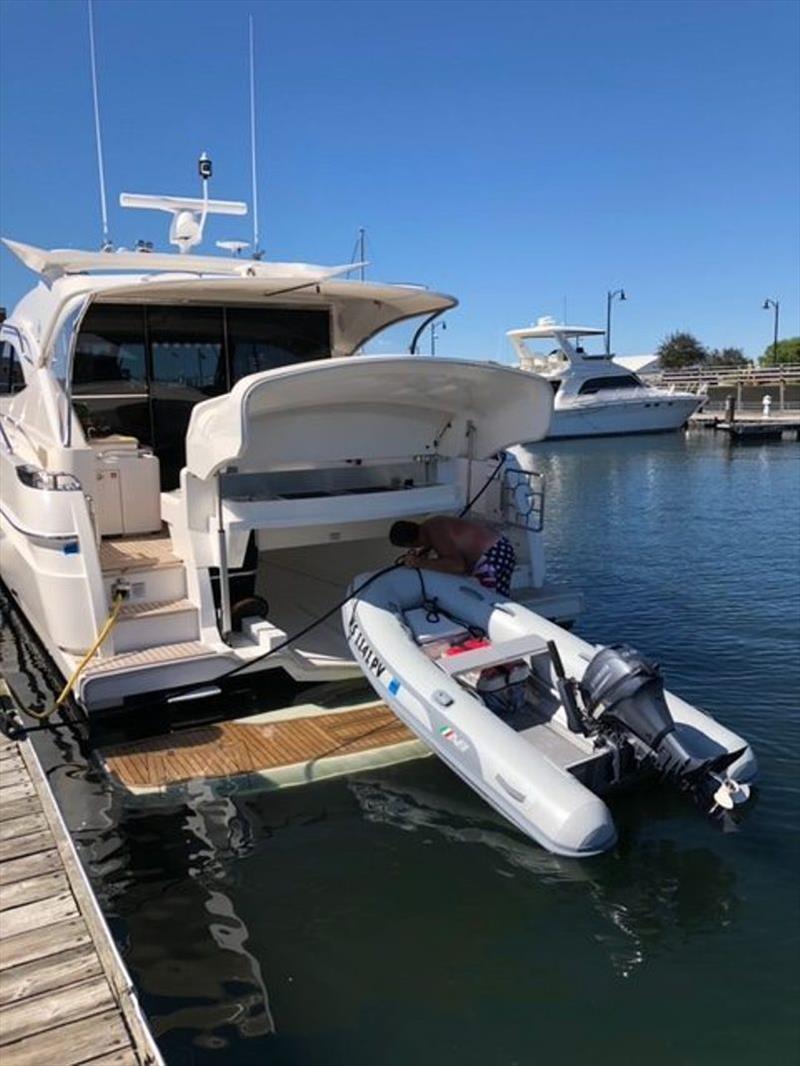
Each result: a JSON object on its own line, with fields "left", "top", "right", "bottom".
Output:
{"left": 547, "top": 396, "right": 699, "bottom": 439}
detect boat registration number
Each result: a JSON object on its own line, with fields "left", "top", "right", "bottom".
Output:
{"left": 348, "top": 620, "right": 388, "bottom": 681}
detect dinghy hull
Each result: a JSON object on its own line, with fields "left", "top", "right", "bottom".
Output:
{"left": 343, "top": 569, "right": 755, "bottom": 857}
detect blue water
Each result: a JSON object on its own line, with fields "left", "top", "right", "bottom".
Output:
{"left": 2, "top": 430, "right": 799, "bottom": 1065}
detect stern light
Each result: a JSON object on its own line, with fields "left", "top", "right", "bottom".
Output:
{"left": 17, "top": 465, "right": 81, "bottom": 491}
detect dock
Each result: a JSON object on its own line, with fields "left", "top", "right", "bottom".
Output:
{"left": 0, "top": 706, "right": 163, "bottom": 1065}
{"left": 690, "top": 410, "right": 800, "bottom": 440}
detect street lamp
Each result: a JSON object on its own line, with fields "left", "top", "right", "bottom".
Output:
{"left": 431, "top": 319, "right": 447, "bottom": 356}
{"left": 762, "top": 298, "right": 780, "bottom": 364}
{"left": 606, "top": 288, "right": 626, "bottom": 356}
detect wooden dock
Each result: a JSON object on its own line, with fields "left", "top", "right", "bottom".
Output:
{"left": 0, "top": 722, "right": 162, "bottom": 1065}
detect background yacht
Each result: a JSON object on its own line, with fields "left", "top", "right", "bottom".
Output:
{"left": 509, "top": 317, "right": 700, "bottom": 438}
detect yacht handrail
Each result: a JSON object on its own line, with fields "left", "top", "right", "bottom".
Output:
{"left": 0, "top": 503, "right": 80, "bottom": 543}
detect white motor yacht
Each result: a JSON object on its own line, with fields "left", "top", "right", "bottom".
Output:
{"left": 509, "top": 317, "right": 700, "bottom": 439}
{"left": 0, "top": 191, "right": 580, "bottom": 733}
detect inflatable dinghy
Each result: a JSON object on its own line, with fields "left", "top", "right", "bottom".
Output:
{"left": 343, "top": 569, "right": 756, "bottom": 857}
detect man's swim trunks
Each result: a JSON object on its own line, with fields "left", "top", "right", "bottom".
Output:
{"left": 472, "top": 536, "right": 515, "bottom": 597}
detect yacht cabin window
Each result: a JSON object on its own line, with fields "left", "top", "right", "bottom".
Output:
{"left": 0, "top": 340, "right": 25, "bottom": 395}
{"left": 578, "top": 374, "right": 641, "bottom": 395}
{"left": 72, "top": 303, "right": 332, "bottom": 488}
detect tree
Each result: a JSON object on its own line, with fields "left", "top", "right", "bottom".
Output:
{"left": 760, "top": 337, "right": 800, "bottom": 366}
{"left": 706, "top": 347, "right": 750, "bottom": 367}
{"left": 656, "top": 332, "right": 708, "bottom": 369}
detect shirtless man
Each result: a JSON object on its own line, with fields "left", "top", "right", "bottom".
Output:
{"left": 389, "top": 516, "right": 516, "bottom": 597}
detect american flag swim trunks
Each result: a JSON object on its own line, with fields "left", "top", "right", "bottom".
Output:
{"left": 472, "top": 536, "right": 516, "bottom": 597}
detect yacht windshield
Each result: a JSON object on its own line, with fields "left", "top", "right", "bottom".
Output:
{"left": 578, "top": 374, "right": 642, "bottom": 395}
{"left": 72, "top": 303, "right": 331, "bottom": 487}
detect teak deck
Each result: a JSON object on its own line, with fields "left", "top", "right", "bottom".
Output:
{"left": 98, "top": 702, "right": 425, "bottom": 797}
{"left": 0, "top": 726, "right": 162, "bottom": 1065}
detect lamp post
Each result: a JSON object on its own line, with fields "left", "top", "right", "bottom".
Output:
{"left": 605, "top": 288, "right": 626, "bottom": 356}
{"left": 762, "top": 298, "right": 780, "bottom": 364}
{"left": 431, "top": 319, "right": 447, "bottom": 356}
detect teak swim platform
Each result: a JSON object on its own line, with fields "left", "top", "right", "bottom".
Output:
{"left": 0, "top": 696, "right": 163, "bottom": 1066}
{"left": 98, "top": 700, "right": 425, "bottom": 799}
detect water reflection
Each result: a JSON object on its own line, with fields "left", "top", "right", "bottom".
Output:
{"left": 349, "top": 772, "right": 740, "bottom": 978}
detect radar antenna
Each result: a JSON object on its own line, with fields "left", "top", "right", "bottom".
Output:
{"left": 119, "top": 154, "right": 247, "bottom": 254}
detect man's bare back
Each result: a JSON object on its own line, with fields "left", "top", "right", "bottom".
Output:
{"left": 417, "top": 516, "right": 500, "bottom": 570}
{"left": 388, "top": 515, "right": 516, "bottom": 594}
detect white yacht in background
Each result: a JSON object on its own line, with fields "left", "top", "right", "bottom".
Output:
{"left": 0, "top": 185, "right": 580, "bottom": 729}
{"left": 509, "top": 317, "right": 700, "bottom": 439}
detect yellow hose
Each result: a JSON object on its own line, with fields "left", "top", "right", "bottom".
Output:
{"left": 29, "top": 594, "right": 125, "bottom": 721}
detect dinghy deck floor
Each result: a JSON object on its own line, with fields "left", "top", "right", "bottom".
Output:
{"left": 96, "top": 702, "right": 426, "bottom": 799}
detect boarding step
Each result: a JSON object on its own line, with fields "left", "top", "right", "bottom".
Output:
{"left": 75, "top": 640, "right": 229, "bottom": 711}
{"left": 100, "top": 531, "right": 182, "bottom": 573}
{"left": 82, "top": 640, "right": 216, "bottom": 678}
{"left": 113, "top": 598, "right": 199, "bottom": 653}
{"left": 101, "top": 531, "right": 187, "bottom": 603}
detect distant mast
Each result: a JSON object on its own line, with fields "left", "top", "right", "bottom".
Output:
{"left": 87, "top": 0, "right": 112, "bottom": 250}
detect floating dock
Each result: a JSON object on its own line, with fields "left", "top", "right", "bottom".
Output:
{"left": 0, "top": 698, "right": 163, "bottom": 1065}
{"left": 690, "top": 410, "right": 800, "bottom": 440}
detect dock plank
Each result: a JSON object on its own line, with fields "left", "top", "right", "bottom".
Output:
{"left": 0, "top": 814, "right": 48, "bottom": 842}
{"left": 0, "top": 917, "right": 92, "bottom": 971}
{"left": 0, "top": 974, "right": 113, "bottom": 1045}
{"left": 81, "top": 1051, "right": 141, "bottom": 1066}
{"left": 0, "top": 871, "right": 68, "bottom": 913}
{"left": 0, "top": 893, "right": 78, "bottom": 939}
{"left": 0, "top": 701, "right": 162, "bottom": 1065}
{"left": 0, "top": 829, "right": 57, "bottom": 863}
{"left": 0, "top": 781, "right": 35, "bottom": 803}
{"left": 0, "top": 944, "right": 103, "bottom": 1005}
{"left": 0, "top": 849, "right": 62, "bottom": 887}
{"left": 0, "top": 796, "right": 40, "bottom": 824}
{"left": 0, "top": 1007, "right": 131, "bottom": 1066}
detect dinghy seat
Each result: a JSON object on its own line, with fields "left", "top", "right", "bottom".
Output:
{"left": 439, "top": 635, "right": 549, "bottom": 676}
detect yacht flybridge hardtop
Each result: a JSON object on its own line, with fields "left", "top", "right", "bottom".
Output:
{"left": 509, "top": 317, "right": 700, "bottom": 439}
{"left": 0, "top": 196, "right": 579, "bottom": 721}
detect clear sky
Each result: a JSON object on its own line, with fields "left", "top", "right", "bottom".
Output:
{"left": 0, "top": 0, "right": 797, "bottom": 361}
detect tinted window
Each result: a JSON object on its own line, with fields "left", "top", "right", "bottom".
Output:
{"left": 73, "top": 305, "right": 147, "bottom": 393}
{"left": 227, "top": 307, "right": 330, "bottom": 382}
{"left": 149, "top": 306, "right": 226, "bottom": 396}
{"left": 579, "top": 375, "right": 641, "bottom": 395}
{"left": 0, "top": 340, "right": 25, "bottom": 395}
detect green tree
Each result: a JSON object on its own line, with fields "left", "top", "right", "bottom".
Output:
{"left": 760, "top": 337, "right": 800, "bottom": 366}
{"left": 706, "top": 347, "right": 750, "bottom": 367}
{"left": 656, "top": 332, "right": 708, "bottom": 369}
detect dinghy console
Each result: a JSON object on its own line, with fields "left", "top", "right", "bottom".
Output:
{"left": 580, "top": 645, "right": 751, "bottom": 813}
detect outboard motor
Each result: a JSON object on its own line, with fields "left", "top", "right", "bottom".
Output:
{"left": 580, "top": 645, "right": 750, "bottom": 812}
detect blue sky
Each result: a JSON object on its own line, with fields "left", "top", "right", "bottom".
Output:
{"left": 0, "top": 0, "right": 797, "bottom": 361}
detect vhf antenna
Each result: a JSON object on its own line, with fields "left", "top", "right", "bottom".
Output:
{"left": 249, "top": 14, "right": 262, "bottom": 259}
{"left": 87, "top": 0, "right": 112, "bottom": 250}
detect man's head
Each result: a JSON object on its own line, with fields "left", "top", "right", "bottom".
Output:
{"left": 389, "top": 521, "right": 422, "bottom": 548}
